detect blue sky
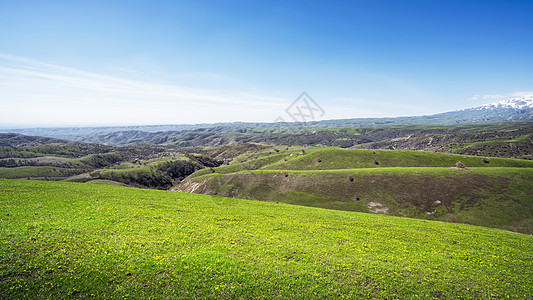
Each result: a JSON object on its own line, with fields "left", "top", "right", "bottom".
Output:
{"left": 0, "top": 0, "right": 532, "bottom": 127}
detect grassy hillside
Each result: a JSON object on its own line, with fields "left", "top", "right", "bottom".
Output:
{"left": 0, "top": 166, "right": 85, "bottom": 180}
{"left": 262, "top": 148, "right": 533, "bottom": 170}
{"left": 193, "top": 148, "right": 533, "bottom": 178}
{"left": 178, "top": 148, "right": 533, "bottom": 234}
{"left": 179, "top": 167, "right": 533, "bottom": 234}
{"left": 1, "top": 179, "right": 532, "bottom": 299}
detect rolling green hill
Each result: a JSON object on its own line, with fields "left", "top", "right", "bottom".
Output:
{"left": 1, "top": 179, "right": 532, "bottom": 299}
{"left": 5, "top": 123, "right": 531, "bottom": 159}
{"left": 177, "top": 148, "right": 533, "bottom": 234}
{"left": 262, "top": 148, "right": 533, "bottom": 170}
{"left": 64, "top": 153, "right": 222, "bottom": 189}
{"left": 0, "top": 133, "right": 226, "bottom": 188}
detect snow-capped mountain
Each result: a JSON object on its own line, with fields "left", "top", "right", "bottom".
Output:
{"left": 476, "top": 96, "right": 533, "bottom": 110}
{"left": 444, "top": 96, "right": 533, "bottom": 123}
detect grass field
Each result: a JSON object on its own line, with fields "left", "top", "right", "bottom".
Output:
{"left": 1, "top": 179, "right": 532, "bottom": 299}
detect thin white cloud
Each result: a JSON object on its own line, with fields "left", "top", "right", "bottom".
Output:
{"left": 467, "top": 94, "right": 480, "bottom": 101}
{"left": 0, "top": 54, "right": 290, "bottom": 127}
{"left": 511, "top": 91, "right": 533, "bottom": 97}
{"left": 467, "top": 91, "right": 533, "bottom": 101}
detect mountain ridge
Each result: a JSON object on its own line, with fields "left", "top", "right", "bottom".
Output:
{"left": 1, "top": 96, "right": 532, "bottom": 140}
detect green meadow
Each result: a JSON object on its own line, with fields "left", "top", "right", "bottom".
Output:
{"left": 1, "top": 179, "right": 532, "bottom": 299}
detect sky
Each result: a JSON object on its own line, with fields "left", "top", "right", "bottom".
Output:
{"left": 0, "top": 0, "right": 532, "bottom": 128}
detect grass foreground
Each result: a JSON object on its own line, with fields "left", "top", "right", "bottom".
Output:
{"left": 1, "top": 179, "right": 532, "bottom": 299}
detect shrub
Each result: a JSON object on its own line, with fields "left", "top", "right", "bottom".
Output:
{"left": 445, "top": 215, "right": 458, "bottom": 223}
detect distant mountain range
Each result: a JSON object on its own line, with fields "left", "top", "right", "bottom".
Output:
{"left": 311, "top": 96, "right": 533, "bottom": 128}
{"left": 455, "top": 95, "right": 533, "bottom": 121}
{"left": 1, "top": 96, "right": 532, "bottom": 140}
